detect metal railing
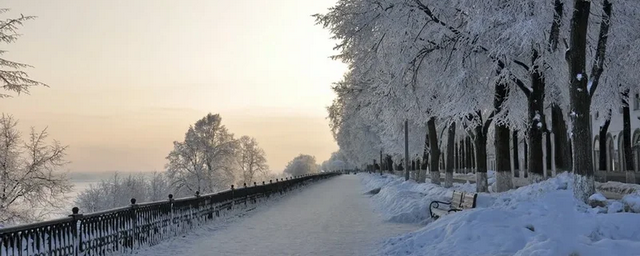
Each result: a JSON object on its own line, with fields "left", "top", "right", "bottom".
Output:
{"left": 0, "top": 172, "right": 339, "bottom": 256}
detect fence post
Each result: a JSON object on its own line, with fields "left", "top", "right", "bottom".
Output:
{"left": 168, "top": 194, "right": 174, "bottom": 235}
{"left": 130, "top": 198, "right": 138, "bottom": 251}
{"left": 69, "top": 207, "right": 83, "bottom": 256}
{"left": 242, "top": 183, "right": 248, "bottom": 205}
{"left": 194, "top": 191, "right": 204, "bottom": 224}
{"left": 231, "top": 185, "right": 235, "bottom": 209}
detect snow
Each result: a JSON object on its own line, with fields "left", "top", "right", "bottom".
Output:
{"left": 608, "top": 201, "right": 625, "bottom": 213}
{"left": 132, "top": 175, "right": 417, "bottom": 256}
{"left": 363, "top": 173, "right": 640, "bottom": 256}
{"left": 577, "top": 73, "right": 583, "bottom": 81}
{"left": 589, "top": 193, "right": 607, "bottom": 202}
{"left": 622, "top": 194, "right": 640, "bottom": 213}
{"left": 359, "top": 173, "right": 475, "bottom": 224}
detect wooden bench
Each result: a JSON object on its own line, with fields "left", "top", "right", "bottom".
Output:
{"left": 429, "top": 191, "right": 478, "bottom": 219}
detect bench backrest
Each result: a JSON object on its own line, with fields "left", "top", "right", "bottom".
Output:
{"left": 451, "top": 191, "right": 477, "bottom": 210}
{"left": 460, "top": 192, "right": 477, "bottom": 209}
{"left": 451, "top": 191, "right": 464, "bottom": 209}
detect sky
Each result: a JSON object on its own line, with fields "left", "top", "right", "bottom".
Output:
{"left": 0, "top": 0, "right": 346, "bottom": 173}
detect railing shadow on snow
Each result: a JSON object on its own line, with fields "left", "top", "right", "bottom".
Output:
{"left": 0, "top": 172, "right": 341, "bottom": 256}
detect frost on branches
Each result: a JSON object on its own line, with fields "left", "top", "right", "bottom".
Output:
{"left": 0, "top": 115, "right": 71, "bottom": 224}
{"left": 283, "top": 154, "right": 320, "bottom": 177}
{"left": 0, "top": 9, "right": 46, "bottom": 98}
{"left": 317, "top": 0, "right": 640, "bottom": 202}
{"left": 76, "top": 113, "right": 275, "bottom": 212}
{"left": 236, "top": 136, "right": 269, "bottom": 185}
{"left": 321, "top": 151, "right": 355, "bottom": 172}
{"left": 75, "top": 172, "right": 171, "bottom": 213}
{"left": 166, "top": 114, "right": 239, "bottom": 196}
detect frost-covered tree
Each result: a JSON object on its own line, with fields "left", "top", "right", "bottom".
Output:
{"left": 283, "top": 154, "right": 320, "bottom": 176}
{"left": 75, "top": 172, "right": 171, "bottom": 213}
{"left": 321, "top": 151, "right": 355, "bottom": 171}
{"left": 318, "top": 0, "right": 640, "bottom": 200}
{"left": 317, "top": 0, "right": 501, "bottom": 190}
{"left": 0, "top": 9, "right": 45, "bottom": 98}
{"left": 0, "top": 115, "right": 71, "bottom": 223}
{"left": 565, "top": 0, "right": 640, "bottom": 202}
{"left": 148, "top": 172, "right": 172, "bottom": 201}
{"left": 166, "top": 114, "right": 238, "bottom": 196}
{"left": 236, "top": 136, "right": 268, "bottom": 185}
{"left": 327, "top": 75, "right": 387, "bottom": 167}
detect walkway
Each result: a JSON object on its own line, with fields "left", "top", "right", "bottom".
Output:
{"left": 132, "top": 175, "right": 417, "bottom": 256}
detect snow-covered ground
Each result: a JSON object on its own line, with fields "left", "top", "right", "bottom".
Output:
{"left": 131, "top": 175, "right": 417, "bottom": 256}
{"left": 361, "top": 173, "right": 640, "bottom": 256}
{"left": 359, "top": 173, "right": 475, "bottom": 224}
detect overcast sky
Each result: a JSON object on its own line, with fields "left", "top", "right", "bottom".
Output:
{"left": 0, "top": 0, "right": 346, "bottom": 173}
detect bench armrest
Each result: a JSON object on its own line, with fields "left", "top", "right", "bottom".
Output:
{"left": 430, "top": 200, "right": 451, "bottom": 209}
{"left": 429, "top": 200, "right": 452, "bottom": 219}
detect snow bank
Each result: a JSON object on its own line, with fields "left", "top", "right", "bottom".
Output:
{"left": 622, "top": 194, "right": 640, "bottom": 213}
{"left": 358, "top": 173, "right": 474, "bottom": 224}
{"left": 369, "top": 172, "right": 640, "bottom": 256}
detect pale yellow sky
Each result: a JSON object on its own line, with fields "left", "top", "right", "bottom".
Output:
{"left": 0, "top": 0, "right": 345, "bottom": 172}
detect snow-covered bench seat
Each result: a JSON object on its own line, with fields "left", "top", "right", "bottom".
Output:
{"left": 429, "top": 190, "right": 477, "bottom": 219}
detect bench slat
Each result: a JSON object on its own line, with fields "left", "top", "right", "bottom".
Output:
{"left": 430, "top": 191, "right": 478, "bottom": 219}
{"left": 430, "top": 208, "right": 450, "bottom": 217}
{"left": 451, "top": 191, "right": 464, "bottom": 209}
{"left": 460, "top": 193, "right": 477, "bottom": 209}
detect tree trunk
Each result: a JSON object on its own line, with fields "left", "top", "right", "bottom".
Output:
{"left": 471, "top": 138, "right": 476, "bottom": 172}
{"left": 455, "top": 141, "right": 459, "bottom": 173}
{"left": 524, "top": 137, "right": 528, "bottom": 178}
{"left": 475, "top": 125, "right": 489, "bottom": 192}
{"left": 551, "top": 105, "right": 571, "bottom": 172}
{"left": 418, "top": 130, "right": 429, "bottom": 181}
{"left": 411, "top": 160, "right": 416, "bottom": 180}
{"left": 623, "top": 91, "right": 635, "bottom": 182}
{"left": 513, "top": 130, "right": 520, "bottom": 178}
{"left": 528, "top": 49, "right": 546, "bottom": 183}
{"left": 404, "top": 120, "right": 410, "bottom": 181}
{"left": 379, "top": 150, "right": 383, "bottom": 175}
{"left": 546, "top": 132, "right": 553, "bottom": 172}
{"left": 568, "top": 0, "right": 595, "bottom": 203}
{"left": 599, "top": 116, "right": 611, "bottom": 171}
{"left": 496, "top": 124, "right": 513, "bottom": 192}
{"left": 460, "top": 143, "right": 464, "bottom": 173}
{"left": 546, "top": 0, "right": 565, "bottom": 176}
{"left": 445, "top": 122, "right": 456, "bottom": 188}
{"left": 427, "top": 117, "right": 440, "bottom": 184}
{"left": 495, "top": 81, "right": 513, "bottom": 192}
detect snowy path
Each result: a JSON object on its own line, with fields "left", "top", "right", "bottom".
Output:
{"left": 132, "top": 175, "right": 416, "bottom": 256}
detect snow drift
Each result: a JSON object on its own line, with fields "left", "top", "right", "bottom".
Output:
{"left": 360, "top": 173, "right": 640, "bottom": 256}
{"left": 359, "top": 173, "right": 475, "bottom": 224}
